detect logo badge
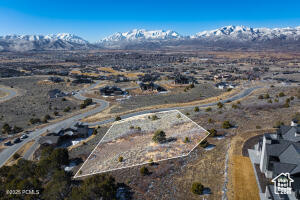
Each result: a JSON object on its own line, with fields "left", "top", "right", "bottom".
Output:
{"left": 271, "top": 173, "right": 294, "bottom": 195}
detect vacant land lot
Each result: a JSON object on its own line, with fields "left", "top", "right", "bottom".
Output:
{"left": 76, "top": 110, "right": 208, "bottom": 177}
{"left": 110, "top": 83, "right": 223, "bottom": 113}
{"left": 0, "top": 76, "right": 83, "bottom": 134}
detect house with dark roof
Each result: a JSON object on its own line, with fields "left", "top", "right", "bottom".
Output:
{"left": 38, "top": 136, "right": 61, "bottom": 146}
{"left": 173, "top": 73, "right": 197, "bottom": 85}
{"left": 99, "top": 86, "right": 127, "bottom": 96}
{"left": 38, "top": 122, "right": 93, "bottom": 147}
{"left": 250, "top": 120, "right": 300, "bottom": 199}
{"left": 139, "top": 82, "right": 166, "bottom": 92}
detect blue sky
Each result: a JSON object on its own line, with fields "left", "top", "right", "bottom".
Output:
{"left": 0, "top": 0, "right": 299, "bottom": 42}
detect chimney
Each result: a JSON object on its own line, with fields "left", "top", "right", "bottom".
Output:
{"left": 291, "top": 119, "right": 298, "bottom": 127}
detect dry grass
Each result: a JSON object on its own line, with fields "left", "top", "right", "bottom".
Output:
{"left": 72, "top": 67, "right": 144, "bottom": 79}
{"left": 83, "top": 87, "right": 241, "bottom": 123}
{"left": 232, "top": 156, "right": 260, "bottom": 200}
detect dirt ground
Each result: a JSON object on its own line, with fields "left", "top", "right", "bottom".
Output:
{"left": 109, "top": 83, "right": 223, "bottom": 114}
{"left": 77, "top": 111, "right": 208, "bottom": 176}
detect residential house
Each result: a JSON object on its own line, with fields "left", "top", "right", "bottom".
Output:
{"left": 250, "top": 120, "right": 300, "bottom": 199}
{"left": 39, "top": 122, "right": 94, "bottom": 147}
{"left": 139, "top": 82, "right": 166, "bottom": 92}
{"left": 99, "top": 86, "right": 127, "bottom": 96}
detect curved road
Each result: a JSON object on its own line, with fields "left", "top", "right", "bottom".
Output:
{"left": 0, "top": 87, "right": 17, "bottom": 102}
{"left": 0, "top": 83, "right": 259, "bottom": 167}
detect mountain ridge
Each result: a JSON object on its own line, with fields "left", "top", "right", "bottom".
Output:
{"left": 1, "top": 25, "right": 300, "bottom": 51}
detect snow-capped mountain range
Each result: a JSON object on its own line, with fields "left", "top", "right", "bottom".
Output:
{"left": 0, "top": 33, "right": 88, "bottom": 44}
{"left": 99, "top": 29, "right": 182, "bottom": 43}
{"left": 1, "top": 25, "right": 300, "bottom": 51}
{"left": 191, "top": 25, "right": 300, "bottom": 41}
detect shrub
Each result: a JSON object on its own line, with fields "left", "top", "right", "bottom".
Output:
{"left": 92, "top": 129, "right": 97, "bottom": 135}
{"left": 290, "top": 96, "right": 294, "bottom": 100}
{"left": 208, "top": 129, "right": 217, "bottom": 137}
{"left": 129, "top": 126, "right": 134, "bottom": 129}
{"left": 199, "top": 140, "right": 209, "bottom": 148}
{"left": 286, "top": 98, "right": 290, "bottom": 104}
{"left": 208, "top": 118, "right": 213, "bottom": 123}
{"left": 44, "top": 114, "right": 51, "bottom": 120}
{"left": 284, "top": 102, "right": 290, "bottom": 108}
{"left": 152, "top": 130, "right": 166, "bottom": 143}
{"left": 267, "top": 99, "right": 272, "bottom": 104}
{"left": 237, "top": 101, "right": 241, "bottom": 105}
{"left": 217, "top": 102, "right": 223, "bottom": 109}
{"left": 135, "top": 126, "right": 141, "bottom": 131}
{"left": 186, "top": 112, "right": 190, "bottom": 115}
{"left": 191, "top": 182, "right": 204, "bottom": 195}
{"left": 118, "top": 156, "right": 123, "bottom": 162}
{"left": 83, "top": 98, "right": 93, "bottom": 106}
{"left": 184, "top": 137, "right": 190, "bottom": 143}
{"left": 278, "top": 92, "right": 285, "bottom": 97}
{"left": 80, "top": 104, "right": 86, "bottom": 109}
{"left": 275, "top": 99, "right": 279, "bottom": 102}
{"left": 2, "top": 123, "right": 11, "bottom": 134}
{"left": 256, "top": 125, "right": 261, "bottom": 129}
{"left": 29, "top": 118, "right": 41, "bottom": 124}
{"left": 151, "top": 115, "right": 159, "bottom": 120}
{"left": 232, "top": 104, "right": 238, "bottom": 109}
{"left": 12, "top": 126, "right": 23, "bottom": 134}
{"left": 222, "top": 121, "right": 233, "bottom": 129}
{"left": 258, "top": 95, "right": 264, "bottom": 99}
{"left": 264, "top": 94, "right": 270, "bottom": 99}
{"left": 177, "top": 114, "right": 181, "bottom": 118}
{"left": 148, "top": 159, "right": 154, "bottom": 166}
{"left": 115, "top": 116, "right": 121, "bottom": 121}
{"left": 205, "top": 107, "right": 212, "bottom": 112}
{"left": 140, "top": 166, "right": 149, "bottom": 176}
{"left": 13, "top": 153, "right": 20, "bottom": 160}
{"left": 63, "top": 106, "right": 71, "bottom": 112}
{"left": 194, "top": 107, "right": 199, "bottom": 112}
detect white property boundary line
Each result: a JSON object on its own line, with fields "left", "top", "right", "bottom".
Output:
{"left": 74, "top": 109, "right": 211, "bottom": 178}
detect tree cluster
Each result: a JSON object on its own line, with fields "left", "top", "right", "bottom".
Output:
{"left": 0, "top": 146, "right": 118, "bottom": 200}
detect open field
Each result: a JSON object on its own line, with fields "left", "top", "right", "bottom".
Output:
{"left": 83, "top": 86, "right": 240, "bottom": 123}
{"left": 110, "top": 83, "right": 224, "bottom": 114}
{"left": 76, "top": 110, "right": 208, "bottom": 177}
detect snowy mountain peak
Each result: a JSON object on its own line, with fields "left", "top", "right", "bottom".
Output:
{"left": 192, "top": 25, "right": 300, "bottom": 41}
{"left": 0, "top": 33, "right": 89, "bottom": 44}
{"left": 99, "top": 29, "right": 182, "bottom": 43}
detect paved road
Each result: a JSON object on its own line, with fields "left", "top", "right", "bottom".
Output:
{"left": 0, "top": 87, "right": 17, "bottom": 102}
{"left": 0, "top": 84, "right": 259, "bottom": 167}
